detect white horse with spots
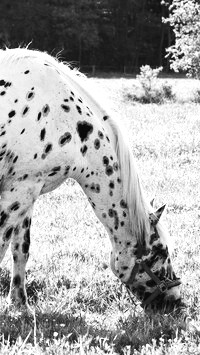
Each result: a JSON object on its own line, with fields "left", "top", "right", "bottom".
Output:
{"left": 0, "top": 48, "right": 184, "bottom": 314}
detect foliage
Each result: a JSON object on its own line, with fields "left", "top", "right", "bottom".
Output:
{"left": 126, "top": 65, "right": 175, "bottom": 104}
{"left": 0, "top": 0, "right": 170, "bottom": 70}
{"left": 164, "top": 0, "right": 200, "bottom": 77}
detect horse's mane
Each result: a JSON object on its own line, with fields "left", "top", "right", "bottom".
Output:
{"left": 0, "top": 47, "right": 153, "bottom": 245}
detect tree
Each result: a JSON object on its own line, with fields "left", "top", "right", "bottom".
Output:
{"left": 0, "top": 0, "right": 171, "bottom": 71}
{"left": 164, "top": 0, "right": 200, "bottom": 77}
{"left": 51, "top": 0, "right": 100, "bottom": 66}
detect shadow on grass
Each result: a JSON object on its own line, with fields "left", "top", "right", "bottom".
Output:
{"left": 0, "top": 303, "right": 186, "bottom": 354}
{"left": 0, "top": 269, "right": 188, "bottom": 354}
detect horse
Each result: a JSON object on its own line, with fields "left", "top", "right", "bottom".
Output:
{"left": 0, "top": 48, "right": 184, "bottom": 314}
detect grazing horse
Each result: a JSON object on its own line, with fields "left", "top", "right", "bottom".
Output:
{"left": 0, "top": 48, "right": 183, "bottom": 313}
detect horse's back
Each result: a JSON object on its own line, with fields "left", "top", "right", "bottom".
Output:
{"left": 0, "top": 49, "right": 86, "bottom": 191}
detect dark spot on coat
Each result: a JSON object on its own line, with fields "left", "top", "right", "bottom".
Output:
{"left": 48, "top": 166, "right": 61, "bottom": 176}
{"left": 20, "top": 128, "right": 25, "bottom": 135}
{"left": 37, "top": 112, "right": 42, "bottom": 121}
{"left": 24, "top": 70, "right": 30, "bottom": 74}
{"left": 76, "top": 105, "right": 82, "bottom": 114}
{"left": 24, "top": 229, "right": 30, "bottom": 244}
{"left": 40, "top": 128, "right": 46, "bottom": 141}
{"left": 122, "top": 266, "right": 128, "bottom": 271}
{"left": 109, "top": 181, "right": 114, "bottom": 189}
{"left": 22, "top": 106, "right": 29, "bottom": 116}
{"left": 105, "top": 165, "right": 113, "bottom": 176}
{"left": 13, "top": 156, "right": 18, "bottom": 163}
{"left": 4, "top": 82, "right": 12, "bottom": 88}
{"left": 0, "top": 211, "right": 8, "bottom": 227}
{"left": 103, "top": 156, "right": 109, "bottom": 166}
{"left": 8, "top": 110, "right": 16, "bottom": 118}
{"left": 9, "top": 202, "right": 20, "bottom": 212}
{"left": 13, "top": 274, "right": 21, "bottom": 287}
{"left": 80, "top": 145, "right": 88, "bottom": 156}
{"left": 108, "top": 209, "right": 114, "bottom": 217}
{"left": 90, "top": 183, "right": 100, "bottom": 193}
{"left": 3, "top": 226, "right": 13, "bottom": 241}
{"left": 103, "top": 115, "right": 109, "bottom": 121}
{"left": 59, "top": 132, "right": 72, "bottom": 146}
{"left": 22, "top": 242, "right": 30, "bottom": 254}
{"left": 18, "top": 174, "right": 28, "bottom": 181}
{"left": 0, "top": 80, "right": 5, "bottom": 86}
{"left": 76, "top": 121, "right": 93, "bottom": 142}
{"left": 13, "top": 254, "right": 18, "bottom": 263}
{"left": 98, "top": 131, "right": 104, "bottom": 139}
{"left": 27, "top": 91, "right": 35, "bottom": 100}
{"left": 22, "top": 217, "right": 30, "bottom": 229}
{"left": 64, "top": 166, "right": 70, "bottom": 175}
{"left": 120, "top": 199, "right": 127, "bottom": 209}
{"left": 45, "top": 143, "right": 53, "bottom": 154}
{"left": 42, "top": 104, "right": 50, "bottom": 116}
{"left": 0, "top": 149, "right": 6, "bottom": 157}
{"left": 94, "top": 138, "right": 100, "bottom": 150}
{"left": 61, "top": 104, "right": 70, "bottom": 113}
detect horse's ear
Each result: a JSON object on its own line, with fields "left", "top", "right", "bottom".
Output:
{"left": 150, "top": 198, "right": 154, "bottom": 207}
{"left": 149, "top": 204, "right": 166, "bottom": 225}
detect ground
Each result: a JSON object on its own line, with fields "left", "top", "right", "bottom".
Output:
{"left": 0, "top": 77, "right": 200, "bottom": 354}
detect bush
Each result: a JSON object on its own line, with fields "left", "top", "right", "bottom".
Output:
{"left": 192, "top": 88, "right": 200, "bottom": 103}
{"left": 132, "top": 65, "right": 175, "bottom": 104}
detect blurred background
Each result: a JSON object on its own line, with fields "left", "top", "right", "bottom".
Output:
{"left": 0, "top": 0, "right": 171, "bottom": 74}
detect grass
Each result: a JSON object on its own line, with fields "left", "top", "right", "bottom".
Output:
{"left": 1, "top": 77, "right": 200, "bottom": 354}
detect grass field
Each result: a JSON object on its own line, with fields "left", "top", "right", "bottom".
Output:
{"left": 1, "top": 77, "right": 200, "bottom": 354}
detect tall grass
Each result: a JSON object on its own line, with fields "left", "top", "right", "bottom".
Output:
{"left": 0, "top": 78, "right": 200, "bottom": 354}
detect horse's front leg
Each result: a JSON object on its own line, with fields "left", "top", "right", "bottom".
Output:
{"left": 0, "top": 181, "right": 42, "bottom": 313}
{"left": 7, "top": 207, "right": 33, "bottom": 313}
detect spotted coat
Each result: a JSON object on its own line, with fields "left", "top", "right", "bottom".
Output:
{"left": 0, "top": 48, "right": 182, "bottom": 313}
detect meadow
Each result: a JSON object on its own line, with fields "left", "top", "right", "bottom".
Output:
{"left": 0, "top": 77, "right": 200, "bottom": 354}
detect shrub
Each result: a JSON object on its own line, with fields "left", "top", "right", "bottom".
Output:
{"left": 133, "top": 65, "right": 175, "bottom": 104}
{"left": 191, "top": 88, "right": 200, "bottom": 103}
{"left": 136, "top": 65, "right": 163, "bottom": 100}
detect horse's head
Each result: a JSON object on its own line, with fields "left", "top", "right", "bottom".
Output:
{"left": 110, "top": 204, "right": 186, "bottom": 313}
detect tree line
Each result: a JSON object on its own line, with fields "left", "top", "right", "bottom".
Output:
{"left": 0, "top": 0, "right": 174, "bottom": 72}
{"left": 1, "top": 0, "right": 197, "bottom": 76}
